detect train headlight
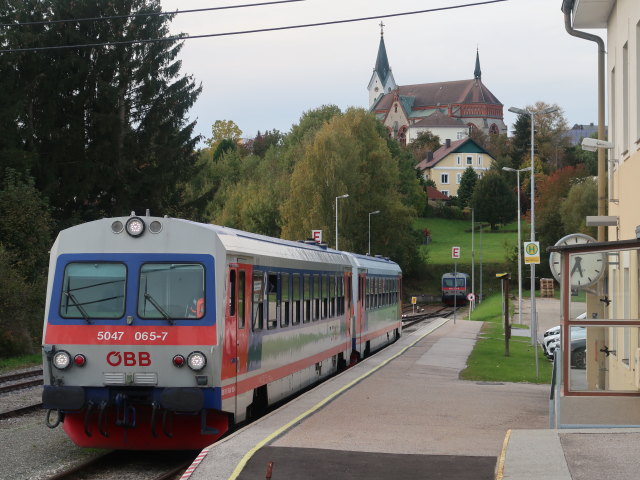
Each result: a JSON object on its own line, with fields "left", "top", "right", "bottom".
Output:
{"left": 73, "top": 354, "right": 87, "bottom": 367}
{"left": 125, "top": 217, "right": 145, "bottom": 237}
{"left": 53, "top": 351, "right": 71, "bottom": 370}
{"left": 187, "top": 351, "right": 207, "bottom": 371}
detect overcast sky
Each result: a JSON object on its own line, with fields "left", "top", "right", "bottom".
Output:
{"left": 159, "top": 0, "right": 606, "bottom": 145}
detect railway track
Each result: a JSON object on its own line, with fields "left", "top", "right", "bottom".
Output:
{"left": 44, "top": 450, "right": 197, "bottom": 480}
{"left": 401, "top": 305, "right": 459, "bottom": 328}
{"left": 0, "top": 368, "right": 44, "bottom": 420}
{"left": 0, "top": 368, "right": 44, "bottom": 394}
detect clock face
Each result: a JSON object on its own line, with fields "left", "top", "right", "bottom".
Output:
{"left": 549, "top": 233, "right": 605, "bottom": 288}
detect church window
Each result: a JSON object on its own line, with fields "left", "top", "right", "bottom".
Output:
{"left": 489, "top": 124, "right": 499, "bottom": 135}
{"left": 375, "top": 87, "right": 379, "bottom": 92}
{"left": 394, "top": 104, "right": 398, "bottom": 113}
{"left": 441, "top": 173, "right": 449, "bottom": 184}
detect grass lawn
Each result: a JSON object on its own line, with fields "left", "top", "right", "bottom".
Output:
{"left": 460, "top": 294, "right": 552, "bottom": 384}
{"left": 415, "top": 217, "right": 521, "bottom": 264}
{"left": 0, "top": 353, "right": 41, "bottom": 374}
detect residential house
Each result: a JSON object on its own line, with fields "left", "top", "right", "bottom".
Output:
{"left": 415, "top": 137, "right": 494, "bottom": 198}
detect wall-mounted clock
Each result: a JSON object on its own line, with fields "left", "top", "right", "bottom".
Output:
{"left": 549, "top": 233, "right": 606, "bottom": 289}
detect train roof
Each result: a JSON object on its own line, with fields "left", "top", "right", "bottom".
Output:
{"left": 51, "top": 216, "right": 399, "bottom": 273}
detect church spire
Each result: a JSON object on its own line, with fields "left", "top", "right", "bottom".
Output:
{"left": 374, "top": 22, "right": 391, "bottom": 85}
{"left": 474, "top": 48, "right": 482, "bottom": 80}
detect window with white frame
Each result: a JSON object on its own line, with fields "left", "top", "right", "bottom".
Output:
{"left": 441, "top": 190, "right": 449, "bottom": 197}
{"left": 441, "top": 173, "right": 449, "bottom": 184}
{"left": 456, "top": 155, "right": 461, "bottom": 165}
{"left": 456, "top": 173, "right": 462, "bottom": 184}
{"left": 466, "top": 156, "right": 473, "bottom": 165}
{"left": 457, "top": 131, "right": 466, "bottom": 140}
{"left": 477, "top": 155, "right": 482, "bottom": 166}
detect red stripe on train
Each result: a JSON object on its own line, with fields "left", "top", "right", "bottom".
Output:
{"left": 44, "top": 324, "right": 217, "bottom": 346}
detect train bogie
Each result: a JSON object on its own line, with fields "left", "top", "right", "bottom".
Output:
{"left": 41, "top": 215, "right": 402, "bottom": 450}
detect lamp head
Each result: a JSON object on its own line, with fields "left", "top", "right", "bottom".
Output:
{"left": 581, "top": 137, "right": 614, "bottom": 152}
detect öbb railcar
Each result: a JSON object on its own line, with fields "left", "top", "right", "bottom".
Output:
{"left": 41, "top": 215, "right": 402, "bottom": 449}
{"left": 441, "top": 272, "right": 470, "bottom": 306}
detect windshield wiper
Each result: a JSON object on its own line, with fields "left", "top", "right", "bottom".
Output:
{"left": 63, "top": 291, "right": 91, "bottom": 324}
{"left": 144, "top": 292, "right": 175, "bottom": 325}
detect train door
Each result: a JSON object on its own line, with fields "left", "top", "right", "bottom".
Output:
{"left": 223, "top": 263, "right": 251, "bottom": 413}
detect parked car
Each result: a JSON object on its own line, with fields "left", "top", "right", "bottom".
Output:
{"left": 544, "top": 327, "right": 587, "bottom": 365}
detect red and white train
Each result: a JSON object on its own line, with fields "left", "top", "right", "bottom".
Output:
{"left": 42, "top": 214, "right": 402, "bottom": 449}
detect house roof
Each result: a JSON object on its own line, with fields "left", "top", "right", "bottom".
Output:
{"left": 427, "top": 186, "right": 450, "bottom": 200}
{"left": 375, "top": 78, "right": 502, "bottom": 115}
{"left": 415, "top": 137, "right": 491, "bottom": 171}
{"left": 410, "top": 110, "right": 466, "bottom": 128}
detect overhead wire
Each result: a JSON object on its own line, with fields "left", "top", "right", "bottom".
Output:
{"left": 0, "top": 0, "right": 508, "bottom": 53}
{"left": 0, "top": 0, "right": 306, "bottom": 28}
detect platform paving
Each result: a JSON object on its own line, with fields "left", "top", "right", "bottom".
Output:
{"left": 187, "top": 317, "right": 551, "bottom": 480}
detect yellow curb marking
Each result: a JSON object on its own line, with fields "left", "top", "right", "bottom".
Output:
{"left": 495, "top": 428, "right": 512, "bottom": 480}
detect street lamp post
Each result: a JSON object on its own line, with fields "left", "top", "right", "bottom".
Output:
{"left": 502, "top": 166, "right": 532, "bottom": 331}
{"left": 508, "top": 105, "right": 558, "bottom": 376}
{"left": 368, "top": 210, "right": 380, "bottom": 255}
{"left": 335, "top": 194, "right": 349, "bottom": 250}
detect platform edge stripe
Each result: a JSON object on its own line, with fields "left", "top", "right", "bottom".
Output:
{"left": 180, "top": 446, "right": 211, "bottom": 480}
{"left": 227, "top": 317, "right": 450, "bottom": 480}
{"left": 495, "top": 428, "right": 511, "bottom": 480}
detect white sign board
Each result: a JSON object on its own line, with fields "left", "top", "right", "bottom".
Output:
{"left": 312, "top": 230, "right": 322, "bottom": 243}
{"left": 452, "top": 246, "right": 461, "bottom": 259}
{"left": 524, "top": 242, "right": 540, "bottom": 264}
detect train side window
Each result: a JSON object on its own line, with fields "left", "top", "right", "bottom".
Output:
{"left": 252, "top": 271, "right": 264, "bottom": 331}
{"left": 303, "top": 274, "right": 311, "bottom": 323}
{"left": 292, "top": 274, "right": 301, "bottom": 325}
{"left": 267, "top": 273, "right": 278, "bottom": 330}
{"left": 313, "top": 274, "right": 320, "bottom": 321}
{"left": 281, "top": 273, "right": 290, "bottom": 327}
{"left": 238, "top": 271, "right": 246, "bottom": 328}
{"left": 322, "top": 275, "right": 329, "bottom": 319}
{"left": 229, "top": 270, "right": 236, "bottom": 317}
{"left": 329, "top": 275, "right": 336, "bottom": 317}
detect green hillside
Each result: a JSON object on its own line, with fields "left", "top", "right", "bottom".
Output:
{"left": 416, "top": 218, "right": 520, "bottom": 265}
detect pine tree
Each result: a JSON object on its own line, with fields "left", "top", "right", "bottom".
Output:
{"left": 0, "top": 0, "right": 202, "bottom": 223}
{"left": 457, "top": 167, "right": 478, "bottom": 208}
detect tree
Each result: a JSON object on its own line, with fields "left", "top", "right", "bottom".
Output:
{"left": 560, "top": 178, "right": 598, "bottom": 236}
{"left": 0, "top": 0, "right": 202, "bottom": 223}
{"left": 281, "top": 108, "right": 421, "bottom": 274}
{"left": 252, "top": 129, "right": 284, "bottom": 158}
{"left": 206, "top": 120, "right": 242, "bottom": 149}
{"left": 407, "top": 131, "right": 441, "bottom": 163}
{"left": 470, "top": 171, "right": 516, "bottom": 230}
{"left": 457, "top": 167, "right": 478, "bottom": 208}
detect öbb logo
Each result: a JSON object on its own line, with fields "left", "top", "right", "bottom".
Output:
{"left": 106, "top": 351, "right": 151, "bottom": 367}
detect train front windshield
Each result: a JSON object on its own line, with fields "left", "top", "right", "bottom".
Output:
{"left": 443, "top": 278, "right": 466, "bottom": 288}
{"left": 58, "top": 261, "right": 206, "bottom": 321}
{"left": 138, "top": 263, "right": 205, "bottom": 319}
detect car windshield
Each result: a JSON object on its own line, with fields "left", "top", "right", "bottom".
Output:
{"left": 59, "top": 263, "right": 126, "bottom": 319}
{"left": 138, "top": 263, "right": 205, "bottom": 320}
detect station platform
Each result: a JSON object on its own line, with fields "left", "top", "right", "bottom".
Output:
{"left": 185, "top": 317, "right": 552, "bottom": 480}
{"left": 183, "top": 313, "right": 640, "bottom": 479}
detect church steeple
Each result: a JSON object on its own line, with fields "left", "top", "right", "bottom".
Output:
{"left": 474, "top": 48, "right": 482, "bottom": 80}
{"left": 368, "top": 23, "right": 397, "bottom": 109}
{"left": 374, "top": 22, "right": 391, "bottom": 85}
